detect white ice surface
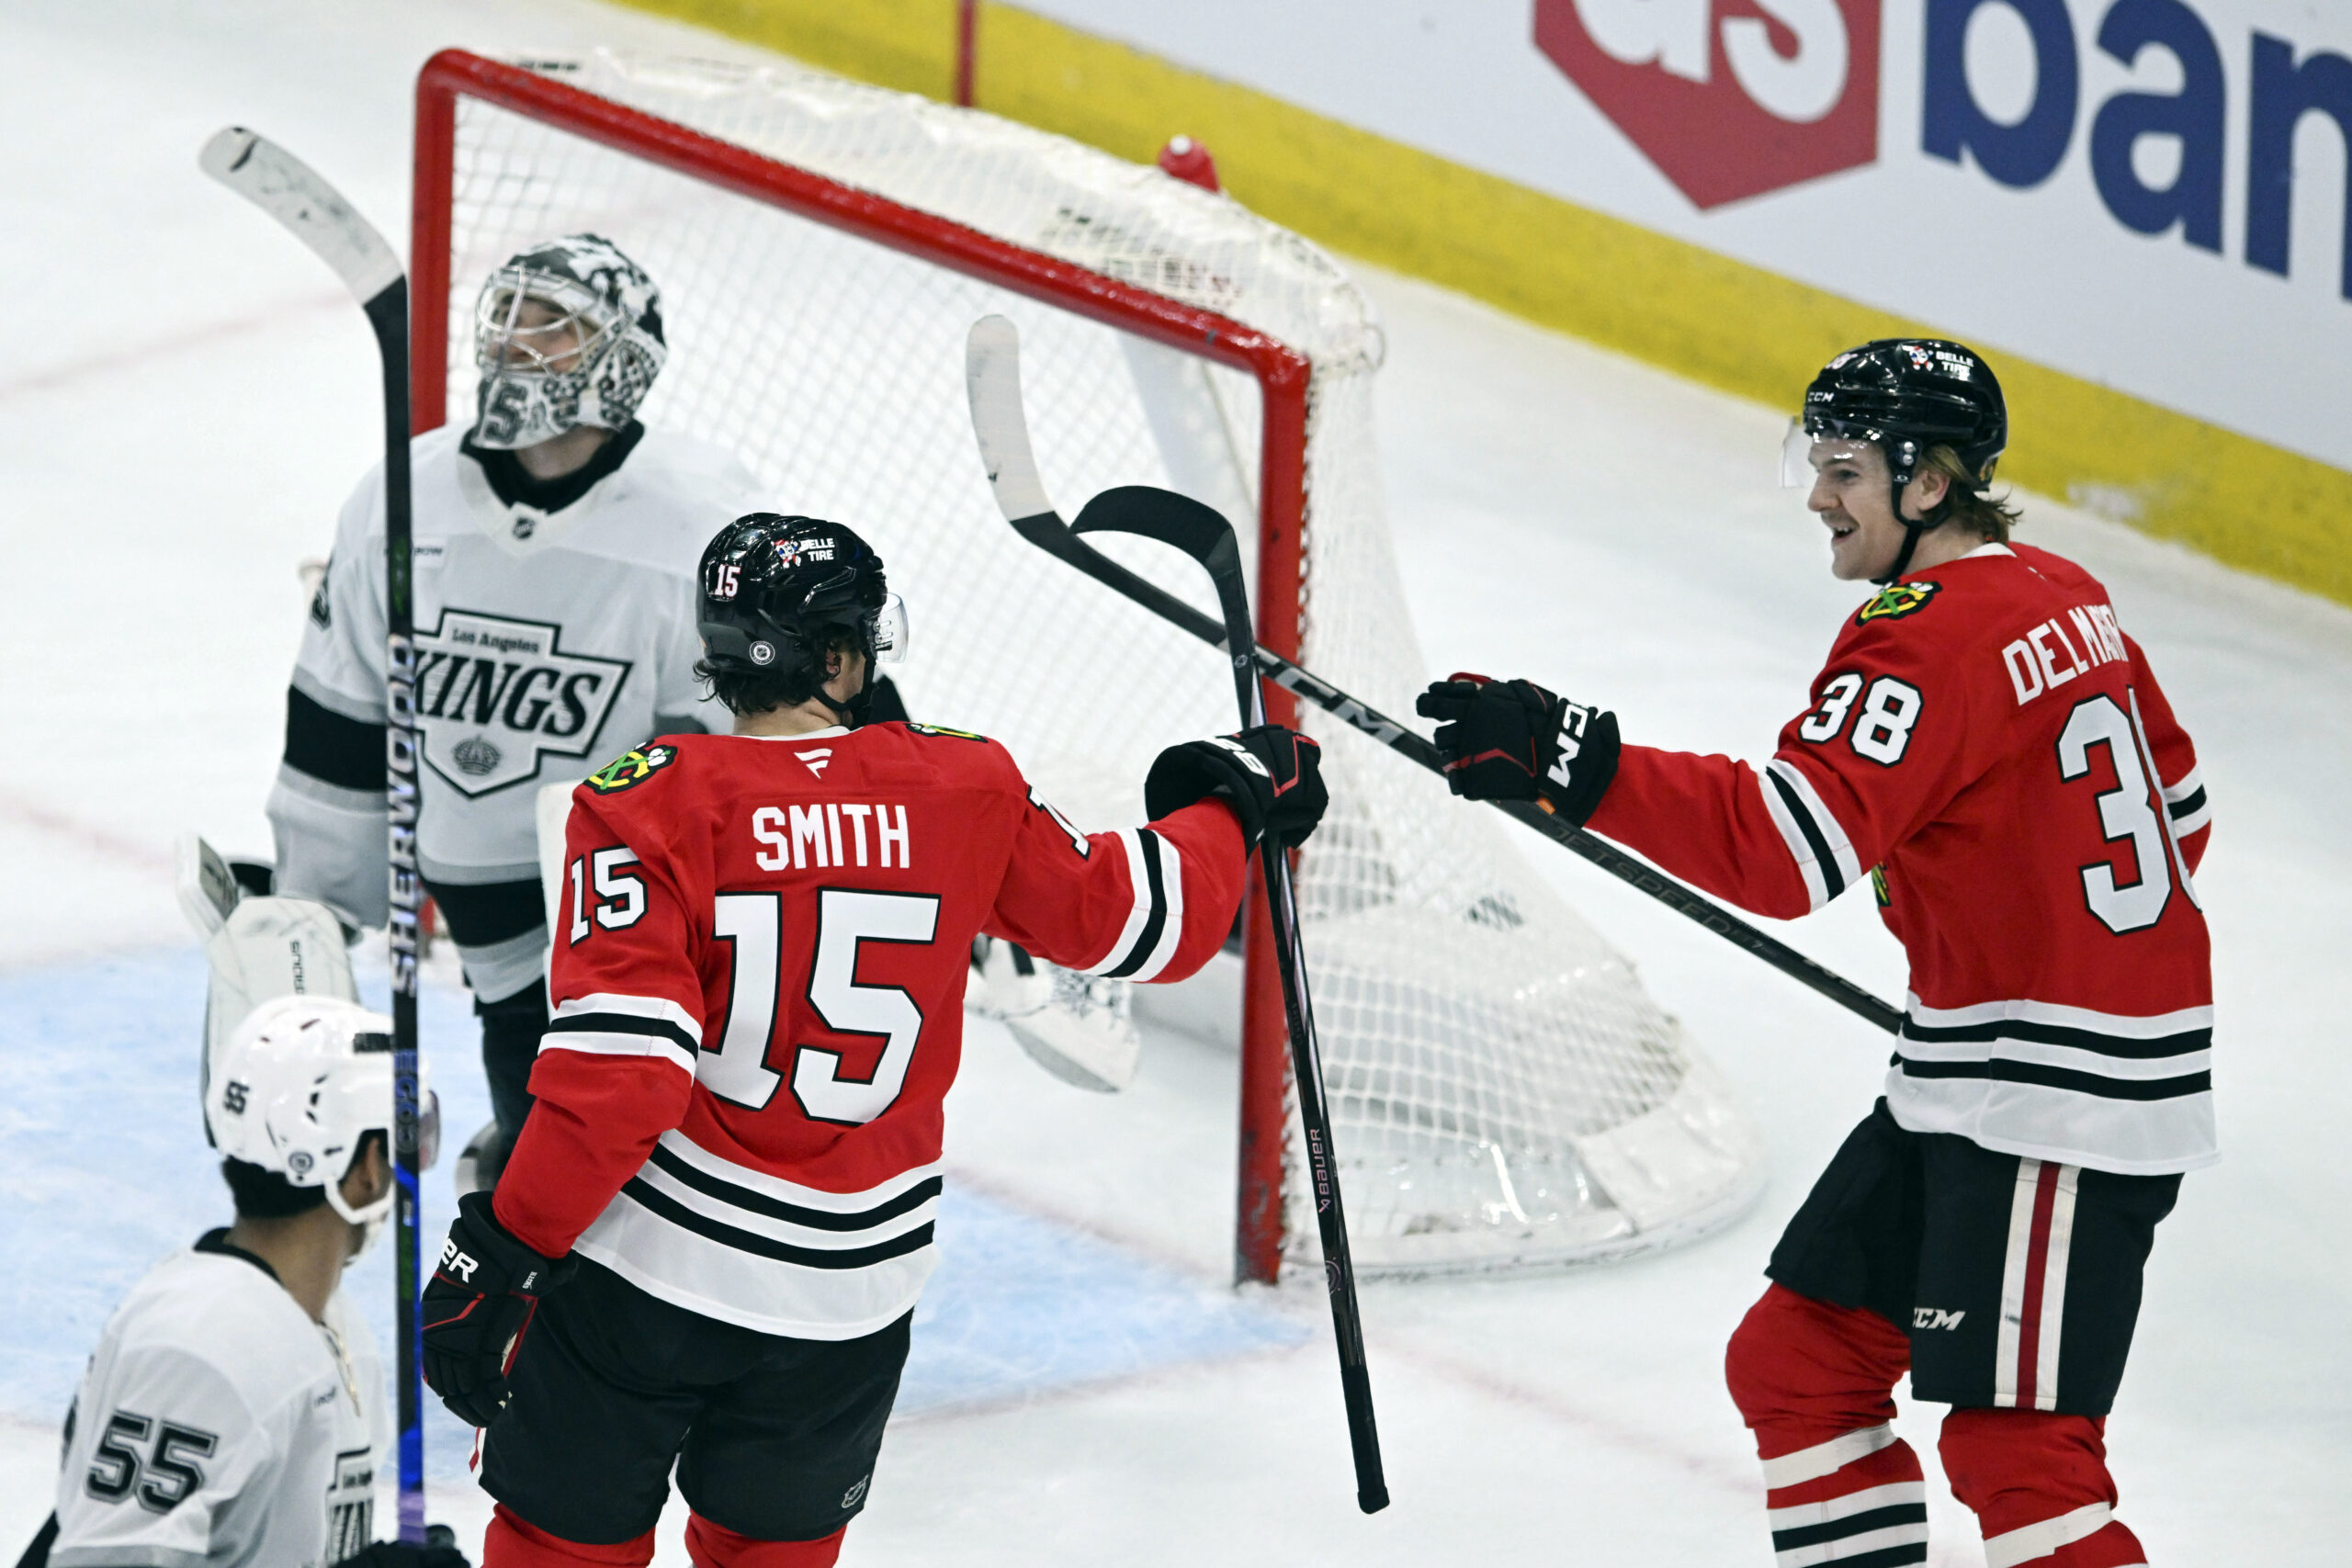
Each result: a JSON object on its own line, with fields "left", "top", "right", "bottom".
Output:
{"left": 3, "top": 3, "right": 2348, "bottom": 1564}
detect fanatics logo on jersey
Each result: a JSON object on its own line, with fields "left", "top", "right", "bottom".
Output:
{"left": 796, "top": 749, "right": 832, "bottom": 777}
{"left": 413, "top": 609, "right": 633, "bottom": 797}
{"left": 1856, "top": 581, "right": 1942, "bottom": 626}
{"left": 584, "top": 743, "right": 678, "bottom": 795}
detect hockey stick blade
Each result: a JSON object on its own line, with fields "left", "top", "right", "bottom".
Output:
{"left": 199, "top": 129, "right": 403, "bottom": 309}
{"left": 966, "top": 319, "right": 1903, "bottom": 1037}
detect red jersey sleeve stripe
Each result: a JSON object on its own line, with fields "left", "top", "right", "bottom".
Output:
{"left": 2160, "top": 763, "right": 2210, "bottom": 837}
{"left": 1761, "top": 759, "right": 1862, "bottom": 910}
{"left": 555, "top": 991, "right": 705, "bottom": 1044}
{"left": 1084, "top": 828, "right": 1177, "bottom": 980}
{"left": 543, "top": 994, "right": 701, "bottom": 1076}
{"left": 1116, "top": 829, "right": 1186, "bottom": 982}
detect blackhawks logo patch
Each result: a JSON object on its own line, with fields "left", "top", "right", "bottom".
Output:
{"left": 1856, "top": 581, "right": 1941, "bottom": 626}
{"left": 583, "top": 743, "right": 678, "bottom": 795}
{"left": 903, "top": 721, "right": 989, "bottom": 742}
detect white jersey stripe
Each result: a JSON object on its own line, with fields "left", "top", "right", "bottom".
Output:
{"left": 1776, "top": 1520, "right": 1930, "bottom": 1568}
{"left": 1757, "top": 1422, "right": 1896, "bottom": 1489}
{"left": 1983, "top": 1501, "right": 2113, "bottom": 1568}
{"left": 1766, "top": 1480, "right": 1928, "bottom": 1528}
{"left": 1996, "top": 1160, "right": 2042, "bottom": 1409}
{"left": 555, "top": 990, "right": 705, "bottom": 1045}
{"left": 1079, "top": 829, "right": 1157, "bottom": 976}
{"left": 652, "top": 1129, "right": 943, "bottom": 1214}
{"left": 537, "top": 1029, "right": 695, "bottom": 1075}
{"left": 1768, "top": 759, "right": 1863, "bottom": 893}
{"left": 1902, "top": 994, "right": 2212, "bottom": 1038}
{"left": 1759, "top": 766, "right": 1832, "bottom": 911}
{"left": 1128, "top": 831, "right": 1187, "bottom": 982}
{"left": 2033, "top": 1166, "right": 2081, "bottom": 1412}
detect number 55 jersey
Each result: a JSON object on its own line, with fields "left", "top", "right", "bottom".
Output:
{"left": 490, "top": 721, "right": 1248, "bottom": 1338}
{"left": 1585, "top": 543, "right": 2214, "bottom": 1176}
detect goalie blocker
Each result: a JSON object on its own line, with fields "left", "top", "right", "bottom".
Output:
{"left": 425, "top": 516, "right": 1326, "bottom": 1565}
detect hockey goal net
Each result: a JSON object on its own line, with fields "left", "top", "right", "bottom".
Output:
{"left": 413, "top": 50, "right": 1762, "bottom": 1279}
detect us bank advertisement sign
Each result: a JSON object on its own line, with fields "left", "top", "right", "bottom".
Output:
{"left": 1024, "top": 1, "right": 2352, "bottom": 479}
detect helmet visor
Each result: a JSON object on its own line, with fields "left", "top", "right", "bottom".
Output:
{"left": 869, "top": 593, "right": 910, "bottom": 665}
{"left": 1781, "top": 422, "right": 1881, "bottom": 490}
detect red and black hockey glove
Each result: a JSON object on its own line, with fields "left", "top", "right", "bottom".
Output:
{"left": 1146, "top": 725, "right": 1328, "bottom": 850}
{"left": 420, "top": 1190, "right": 575, "bottom": 1428}
{"left": 1417, "top": 673, "right": 1620, "bottom": 827}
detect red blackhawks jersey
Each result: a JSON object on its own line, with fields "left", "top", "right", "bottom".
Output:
{"left": 492, "top": 720, "right": 1246, "bottom": 1337}
{"left": 1587, "top": 542, "right": 2214, "bottom": 1176}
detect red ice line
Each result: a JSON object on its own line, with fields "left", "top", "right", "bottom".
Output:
{"left": 0, "top": 290, "right": 349, "bottom": 408}
{"left": 0, "top": 792, "right": 173, "bottom": 876}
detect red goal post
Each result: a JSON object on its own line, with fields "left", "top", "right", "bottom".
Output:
{"left": 411, "top": 48, "right": 1304, "bottom": 1280}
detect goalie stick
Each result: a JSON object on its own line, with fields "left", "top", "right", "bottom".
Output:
{"left": 965, "top": 319, "right": 1396, "bottom": 1514}
{"left": 964, "top": 314, "right": 1903, "bottom": 1038}
{"left": 199, "top": 128, "right": 431, "bottom": 1541}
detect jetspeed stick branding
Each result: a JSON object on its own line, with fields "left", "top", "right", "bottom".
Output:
{"left": 1535, "top": 0, "right": 1881, "bottom": 208}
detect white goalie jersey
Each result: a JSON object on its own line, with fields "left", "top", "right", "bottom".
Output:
{"left": 267, "top": 423, "right": 759, "bottom": 991}
{"left": 49, "top": 1235, "right": 388, "bottom": 1568}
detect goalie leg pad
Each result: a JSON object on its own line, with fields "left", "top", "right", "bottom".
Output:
{"left": 977, "top": 938, "right": 1140, "bottom": 1093}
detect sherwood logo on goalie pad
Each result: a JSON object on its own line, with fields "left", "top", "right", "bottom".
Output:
{"left": 413, "top": 609, "right": 632, "bottom": 797}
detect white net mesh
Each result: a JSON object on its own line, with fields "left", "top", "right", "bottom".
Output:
{"left": 442, "top": 53, "right": 1762, "bottom": 1274}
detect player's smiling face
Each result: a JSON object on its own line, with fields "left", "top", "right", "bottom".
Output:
{"left": 1805, "top": 438, "right": 1906, "bottom": 581}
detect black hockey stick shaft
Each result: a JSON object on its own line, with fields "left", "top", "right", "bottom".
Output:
{"left": 964, "top": 320, "right": 1895, "bottom": 1035}
{"left": 1071, "top": 491, "right": 1389, "bottom": 1513}
{"left": 1023, "top": 491, "right": 1899, "bottom": 1036}
{"left": 201, "top": 129, "right": 430, "bottom": 1539}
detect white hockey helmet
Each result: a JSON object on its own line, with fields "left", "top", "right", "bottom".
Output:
{"left": 205, "top": 996, "right": 440, "bottom": 1233}
{"left": 470, "top": 232, "right": 666, "bottom": 450}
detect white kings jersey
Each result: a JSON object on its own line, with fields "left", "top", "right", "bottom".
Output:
{"left": 267, "top": 424, "right": 760, "bottom": 1001}
{"left": 49, "top": 1233, "right": 388, "bottom": 1568}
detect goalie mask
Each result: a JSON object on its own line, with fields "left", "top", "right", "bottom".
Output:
{"left": 470, "top": 232, "right": 667, "bottom": 450}
{"left": 205, "top": 996, "right": 440, "bottom": 1249}
{"left": 698, "top": 514, "right": 906, "bottom": 725}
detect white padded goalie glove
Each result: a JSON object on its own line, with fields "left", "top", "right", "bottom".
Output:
{"left": 971, "top": 937, "right": 1140, "bottom": 1093}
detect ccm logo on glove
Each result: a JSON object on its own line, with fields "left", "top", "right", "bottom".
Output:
{"left": 1417, "top": 673, "right": 1621, "bottom": 828}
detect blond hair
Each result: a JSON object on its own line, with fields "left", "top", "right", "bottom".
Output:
{"left": 1922, "top": 444, "right": 2022, "bottom": 542}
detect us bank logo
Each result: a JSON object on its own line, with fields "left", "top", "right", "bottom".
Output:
{"left": 1536, "top": 0, "right": 1881, "bottom": 208}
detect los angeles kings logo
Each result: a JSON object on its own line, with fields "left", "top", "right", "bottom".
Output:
{"left": 413, "top": 609, "right": 632, "bottom": 797}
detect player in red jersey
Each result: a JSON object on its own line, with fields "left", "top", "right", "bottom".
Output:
{"left": 1421, "top": 341, "right": 2211, "bottom": 1568}
{"left": 418, "top": 514, "right": 1326, "bottom": 1567}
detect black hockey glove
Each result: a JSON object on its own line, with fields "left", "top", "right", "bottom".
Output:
{"left": 335, "top": 1526, "right": 469, "bottom": 1568}
{"left": 1417, "top": 672, "right": 1621, "bottom": 827}
{"left": 1146, "top": 725, "right": 1328, "bottom": 851}
{"left": 420, "top": 1190, "right": 575, "bottom": 1428}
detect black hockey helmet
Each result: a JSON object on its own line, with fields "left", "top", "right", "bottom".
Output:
{"left": 1787, "top": 339, "right": 2007, "bottom": 581}
{"left": 697, "top": 514, "right": 904, "bottom": 722}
